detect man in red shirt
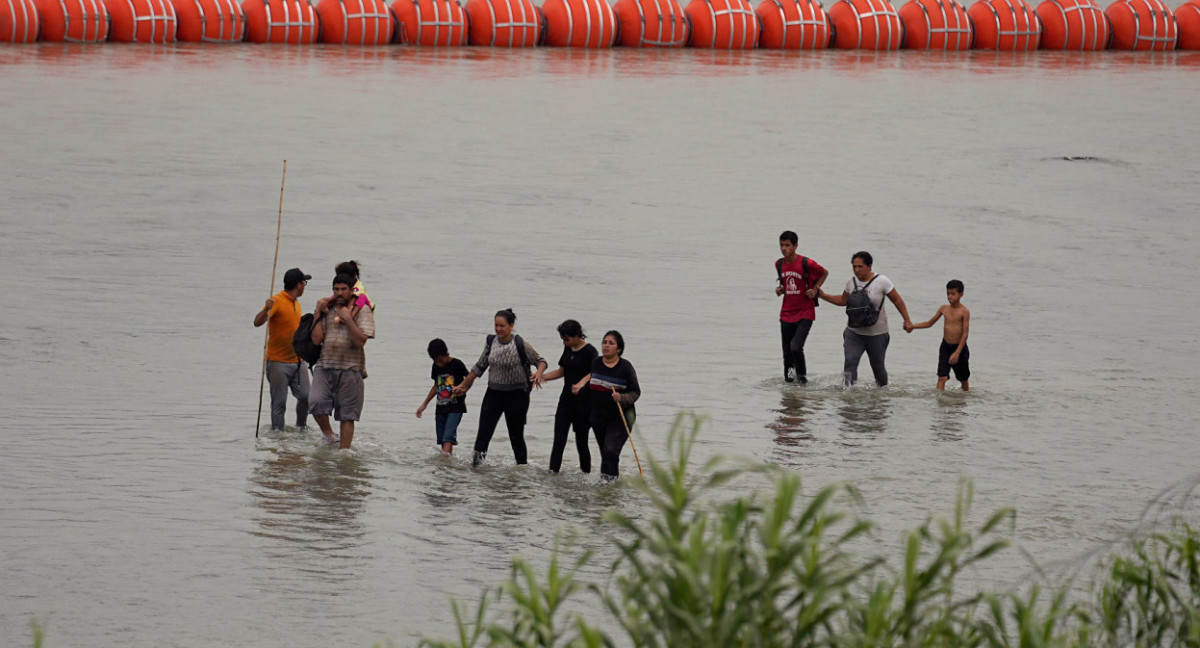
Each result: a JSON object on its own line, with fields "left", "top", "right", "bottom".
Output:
{"left": 775, "top": 231, "right": 828, "bottom": 384}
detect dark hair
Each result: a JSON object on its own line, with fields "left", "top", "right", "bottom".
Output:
{"left": 947, "top": 279, "right": 965, "bottom": 293}
{"left": 852, "top": 251, "right": 873, "bottom": 266}
{"left": 603, "top": 330, "right": 625, "bottom": 356}
{"left": 494, "top": 309, "right": 516, "bottom": 325}
{"left": 334, "top": 260, "right": 360, "bottom": 279}
{"left": 779, "top": 231, "right": 798, "bottom": 245}
{"left": 557, "top": 319, "right": 585, "bottom": 339}
{"left": 332, "top": 273, "right": 355, "bottom": 289}
{"left": 427, "top": 338, "right": 449, "bottom": 359}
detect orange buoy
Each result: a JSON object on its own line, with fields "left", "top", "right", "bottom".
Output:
{"left": 391, "top": 0, "right": 467, "bottom": 44}
{"left": 968, "top": 0, "right": 1040, "bottom": 50}
{"left": 1, "top": 0, "right": 39, "bottom": 41}
{"left": 541, "top": 0, "right": 616, "bottom": 47}
{"left": 826, "top": 0, "right": 901, "bottom": 49}
{"left": 1036, "top": 0, "right": 1108, "bottom": 49}
{"left": 316, "top": 0, "right": 392, "bottom": 43}
{"left": 1178, "top": 0, "right": 1200, "bottom": 49}
{"left": 898, "top": 0, "right": 971, "bottom": 49}
{"left": 35, "top": 0, "right": 110, "bottom": 41}
{"left": 756, "top": 0, "right": 829, "bottom": 49}
{"left": 613, "top": 0, "right": 689, "bottom": 46}
{"left": 684, "top": 0, "right": 758, "bottom": 48}
{"left": 464, "top": 0, "right": 540, "bottom": 46}
{"left": 242, "top": 0, "right": 319, "bottom": 42}
{"left": 1105, "top": 0, "right": 1176, "bottom": 50}
{"left": 104, "top": 0, "right": 177, "bottom": 41}
{"left": 171, "top": 0, "right": 245, "bottom": 41}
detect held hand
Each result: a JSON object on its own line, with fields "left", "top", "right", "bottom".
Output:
{"left": 316, "top": 297, "right": 330, "bottom": 314}
{"left": 337, "top": 306, "right": 353, "bottom": 321}
{"left": 571, "top": 382, "right": 584, "bottom": 395}
{"left": 531, "top": 371, "right": 545, "bottom": 389}
{"left": 415, "top": 405, "right": 425, "bottom": 419}
{"left": 903, "top": 321, "right": 914, "bottom": 333}
{"left": 805, "top": 288, "right": 817, "bottom": 299}
{"left": 263, "top": 298, "right": 275, "bottom": 312}
{"left": 452, "top": 385, "right": 467, "bottom": 398}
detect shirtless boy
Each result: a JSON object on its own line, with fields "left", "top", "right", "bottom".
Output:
{"left": 909, "top": 280, "right": 971, "bottom": 391}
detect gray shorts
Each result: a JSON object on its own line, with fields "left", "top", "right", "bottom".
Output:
{"left": 308, "top": 366, "right": 365, "bottom": 421}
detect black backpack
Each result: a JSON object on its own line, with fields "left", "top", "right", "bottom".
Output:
{"left": 485, "top": 333, "right": 533, "bottom": 392}
{"left": 776, "top": 256, "right": 818, "bottom": 308}
{"left": 845, "top": 276, "right": 881, "bottom": 328}
{"left": 292, "top": 312, "right": 324, "bottom": 367}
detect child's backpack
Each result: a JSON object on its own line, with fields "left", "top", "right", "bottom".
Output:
{"left": 845, "top": 276, "right": 881, "bottom": 328}
{"left": 292, "top": 313, "right": 324, "bottom": 367}
{"left": 776, "top": 256, "right": 818, "bottom": 308}
{"left": 485, "top": 333, "right": 533, "bottom": 392}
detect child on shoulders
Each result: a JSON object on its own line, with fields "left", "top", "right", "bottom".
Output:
{"left": 909, "top": 279, "right": 971, "bottom": 391}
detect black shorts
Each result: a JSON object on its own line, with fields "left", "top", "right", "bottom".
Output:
{"left": 937, "top": 341, "right": 970, "bottom": 381}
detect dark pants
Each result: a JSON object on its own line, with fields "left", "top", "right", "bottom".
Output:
{"left": 593, "top": 409, "right": 634, "bottom": 481}
{"left": 843, "top": 328, "right": 890, "bottom": 386}
{"left": 473, "top": 388, "right": 530, "bottom": 466}
{"left": 780, "top": 319, "right": 814, "bottom": 378}
{"left": 550, "top": 394, "right": 592, "bottom": 473}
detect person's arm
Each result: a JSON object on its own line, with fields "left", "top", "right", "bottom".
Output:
{"left": 818, "top": 289, "right": 849, "bottom": 306}
{"left": 338, "top": 305, "right": 369, "bottom": 347}
{"left": 253, "top": 298, "right": 274, "bottom": 327}
{"left": 415, "top": 383, "right": 438, "bottom": 418}
{"left": 525, "top": 340, "right": 549, "bottom": 388}
{"left": 571, "top": 373, "right": 591, "bottom": 395}
{"left": 310, "top": 298, "right": 330, "bottom": 345}
{"left": 887, "top": 289, "right": 914, "bottom": 332}
{"left": 950, "top": 308, "right": 970, "bottom": 363}
{"left": 454, "top": 370, "right": 478, "bottom": 397}
{"left": 542, "top": 366, "right": 566, "bottom": 382}
{"left": 613, "top": 363, "right": 641, "bottom": 405}
{"left": 911, "top": 306, "right": 945, "bottom": 331}
{"left": 806, "top": 268, "right": 830, "bottom": 300}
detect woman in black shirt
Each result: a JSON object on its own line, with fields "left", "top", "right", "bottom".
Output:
{"left": 573, "top": 330, "right": 640, "bottom": 482}
{"left": 542, "top": 320, "right": 599, "bottom": 474}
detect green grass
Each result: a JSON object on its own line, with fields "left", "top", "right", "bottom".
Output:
{"left": 420, "top": 412, "right": 1200, "bottom": 648}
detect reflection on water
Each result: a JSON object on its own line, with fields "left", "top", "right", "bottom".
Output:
{"left": 836, "top": 389, "right": 891, "bottom": 440}
{"left": 769, "top": 387, "right": 815, "bottom": 462}
{"left": 250, "top": 441, "right": 373, "bottom": 554}
{"left": 932, "top": 391, "right": 969, "bottom": 441}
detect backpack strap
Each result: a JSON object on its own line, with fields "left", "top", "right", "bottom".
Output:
{"left": 775, "top": 258, "right": 783, "bottom": 283}
{"left": 514, "top": 334, "right": 533, "bottom": 391}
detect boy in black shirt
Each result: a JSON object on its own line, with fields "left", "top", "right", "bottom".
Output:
{"left": 416, "top": 338, "right": 469, "bottom": 455}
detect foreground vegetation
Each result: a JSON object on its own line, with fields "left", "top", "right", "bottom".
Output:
{"left": 420, "top": 413, "right": 1200, "bottom": 648}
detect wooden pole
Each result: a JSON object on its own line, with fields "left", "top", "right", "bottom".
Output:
{"left": 256, "top": 160, "right": 287, "bottom": 438}
{"left": 614, "top": 389, "right": 643, "bottom": 478}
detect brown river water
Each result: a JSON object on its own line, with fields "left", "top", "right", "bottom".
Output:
{"left": 2, "top": 43, "right": 1199, "bottom": 646}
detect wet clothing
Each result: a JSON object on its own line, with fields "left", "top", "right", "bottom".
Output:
{"left": 937, "top": 341, "right": 971, "bottom": 381}
{"left": 780, "top": 319, "right": 813, "bottom": 380}
{"left": 550, "top": 343, "right": 598, "bottom": 473}
{"left": 470, "top": 335, "right": 546, "bottom": 466}
{"left": 266, "top": 360, "right": 309, "bottom": 430}
{"left": 436, "top": 412, "right": 462, "bottom": 446}
{"left": 588, "top": 357, "right": 641, "bottom": 479}
{"left": 431, "top": 358, "right": 469, "bottom": 415}
{"left": 309, "top": 366, "right": 364, "bottom": 421}
{"left": 844, "top": 329, "right": 890, "bottom": 387}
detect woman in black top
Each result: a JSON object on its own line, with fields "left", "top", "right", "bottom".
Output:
{"left": 573, "top": 330, "right": 640, "bottom": 482}
{"left": 542, "top": 320, "right": 599, "bottom": 474}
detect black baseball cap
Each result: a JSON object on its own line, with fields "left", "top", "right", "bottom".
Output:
{"left": 283, "top": 268, "right": 312, "bottom": 289}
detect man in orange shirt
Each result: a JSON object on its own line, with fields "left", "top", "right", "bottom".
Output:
{"left": 253, "top": 267, "right": 312, "bottom": 432}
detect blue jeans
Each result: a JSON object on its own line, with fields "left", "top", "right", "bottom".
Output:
{"left": 435, "top": 411, "right": 463, "bottom": 446}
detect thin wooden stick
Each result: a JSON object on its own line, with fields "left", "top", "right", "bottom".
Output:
{"left": 256, "top": 160, "right": 287, "bottom": 438}
{"left": 614, "top": 389, "right": 643, "bottom": 478}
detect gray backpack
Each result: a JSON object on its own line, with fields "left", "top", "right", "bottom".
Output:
{"left": 845, "top": 276, "right": 881, "bottom": 328}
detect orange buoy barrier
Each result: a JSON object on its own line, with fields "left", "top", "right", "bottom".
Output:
{"left": 464, "top": 0, "right": 540, "bottom": 46}
{"left": 104, "top": 0, "right": 177, "bottom": 41}
{"left": 1, "top": 0, "right": 40, "bottom": 41}
{"left": 827, "top": 0, "right": 901, "bottom": 49}
{"left": 35, "top": 0, "right": 110, "bottom": 41}
{"left": 171, "top": 0, "right": 245, "bottom": 41}
{"left": 1105, "top": 0, "right": 1176, "bottom": 50}
{"left": 242, "top": 0, "right": 319, "bottom": 43}
{"left": 685, "top": 0, "right": 759, "bottom": 48}
{"left": 541, "top": 0, "right": 616, "bottom": 47}
{"left": 316, "top": 0, "right": 392, "bottom": 43}
{"left": 968, "top": 0, "right": 1040, "bottom": 49}
{"left": 392, "top": 0, "right": 467, "bottom": 45}
{"left": 1178, "top": 0, "right": 1200, "bottom": 49}
{"left": 756, "top": 0, "right": 829, "bottom": 49}
{"left": 613, "top": 0, "right": 689, "bottom": 46}
{"left": 1036, "top": 0, "right": 1108, "bottom": 49}
{"left": 898, "top": 0, "right": 971, "bottom": 49}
